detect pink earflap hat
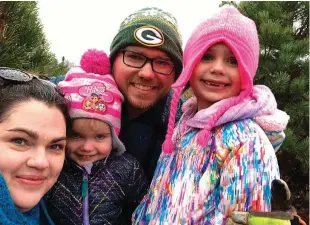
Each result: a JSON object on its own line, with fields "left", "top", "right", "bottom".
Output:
{"left": 163, "top": 5, "right": 260, "bottom": 153}
{"left": 58, "top": 49, "right": 125, "bottom": 155}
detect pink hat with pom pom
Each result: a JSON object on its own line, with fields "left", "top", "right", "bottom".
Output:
{"left": 58, "top": 49, "right": 125, "bottom": 155}
{"left": 163, "top": 5, "right": 259, "bottom": 154}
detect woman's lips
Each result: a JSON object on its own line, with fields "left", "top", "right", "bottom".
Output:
{"left": 16, "top": 175, "right": 46, "bottom": 186}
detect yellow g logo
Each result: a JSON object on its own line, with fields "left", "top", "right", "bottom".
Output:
{"left": 134, "top": 25, "right": 164, "bottom": 47}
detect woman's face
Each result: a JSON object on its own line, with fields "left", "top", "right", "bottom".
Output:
{"left": 0, "top": 99, "right": 66, "bottom": 212}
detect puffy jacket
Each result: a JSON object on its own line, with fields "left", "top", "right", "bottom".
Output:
{"left": 45, "top": 153, "right": 147, "bottom": 225}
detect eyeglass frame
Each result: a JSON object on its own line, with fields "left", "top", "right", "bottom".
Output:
{"left": 121, "top": 49, "right": 175, "bottom": 75}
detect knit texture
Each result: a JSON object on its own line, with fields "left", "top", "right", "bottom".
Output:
{"left": 58, "top": 67, "right": 123, "bottom": 135}
{"left": 132, "top": 85, "right": 288, "bottom": 224}
{"left": 58, "top": 50, "right": 125, "bottom": 155}
{"left": 109, "top": 7, "right": 183, "bottom": 77}
{"left": 0, "top": 174, "right": 54, "bottom": 225}
{"left": 163, "top": 5, "right": 260, "bottom": 153}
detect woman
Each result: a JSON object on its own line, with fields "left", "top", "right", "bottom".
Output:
{"left": 0, "top": 67, "right": 69, "bottom": 225}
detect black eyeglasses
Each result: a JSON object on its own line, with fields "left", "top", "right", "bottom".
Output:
{"left": 121, "top": 50, "right": 174, "bottom": 75}
{"left": 0, "top": 67, "right": 64, "bottom": 95}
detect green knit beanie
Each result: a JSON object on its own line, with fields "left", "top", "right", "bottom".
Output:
{"left": 110, "top": 7, "right": 183, "bottom": 78}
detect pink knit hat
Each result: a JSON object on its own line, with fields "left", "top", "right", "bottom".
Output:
{"left": 163, "top": 5, "right": 259, "bottom": 153}
{"left": 58, "top": 49, "right": 125, "bottom": 155}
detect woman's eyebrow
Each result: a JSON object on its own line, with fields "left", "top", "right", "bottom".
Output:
{"left": 7, "top": 128, "right": 66, "bottom": 143}
{"left": 7, "top": 127, "right": 38, "bottom": 140}
{"left": 51, "top": 137, "right": 67, "bottom": 143}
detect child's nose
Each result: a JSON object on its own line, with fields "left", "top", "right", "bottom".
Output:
{"left": 210, "top": 60, "right": 225, "bottom": 75}
{"left": 82, "top": 140, "right": 95, "bottom": 151}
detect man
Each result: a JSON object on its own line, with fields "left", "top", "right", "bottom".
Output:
{"left": 51, "top": 8, "right": 183, "bottom": 182}
{"left": 106, "top": 7, "right": 184, "bottom": 223}
{"left": 109, "top": 7, "right": 184, "bottom": 184}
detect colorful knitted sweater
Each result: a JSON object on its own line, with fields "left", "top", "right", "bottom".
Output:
{"left": 0, "top": 174, "right": 54, "bottom": 225}
{"left": 133, "top": 85, "right": 289, "bottom": 225}
{"left": 45, "top": 152, "right": 147, "bottom": 225}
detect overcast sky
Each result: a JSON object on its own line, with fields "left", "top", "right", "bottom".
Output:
{"left": 38, "top": 0, "right": 222, "bottom": 65}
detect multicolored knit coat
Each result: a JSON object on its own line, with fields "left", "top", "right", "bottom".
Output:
{"left": 133, "top": 86, "right": 289, "bottom": 224}
{"left": 132, "top": 6, "right": 290, "bottom": 225}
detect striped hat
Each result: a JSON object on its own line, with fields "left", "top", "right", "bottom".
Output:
{"left": 58, "top": 49, "right": 125, "bottom": 155}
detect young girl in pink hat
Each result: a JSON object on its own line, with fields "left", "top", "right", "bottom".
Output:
{"left": 44, "top": 49, "right": 147, "bottom": 225}
{"left": 133, "top": 5, "right": 290, "bottom": 224}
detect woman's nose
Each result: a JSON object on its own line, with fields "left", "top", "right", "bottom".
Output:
{"left": 26, "top": 148, "right": 49, "bottom": 170}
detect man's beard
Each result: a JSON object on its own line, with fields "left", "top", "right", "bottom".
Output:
{"left": 126, "top": 93, "right": 159, "bottom": 111}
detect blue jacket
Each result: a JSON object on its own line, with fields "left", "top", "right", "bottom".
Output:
{"left": 0, "top": 174, "right": 54, "bottom": 225}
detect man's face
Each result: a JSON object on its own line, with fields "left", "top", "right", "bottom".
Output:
{"left": 112, "top": 46, "right": 175, "bottom": 112}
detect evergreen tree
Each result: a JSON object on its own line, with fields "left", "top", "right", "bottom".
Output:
{"left": 222, "top": 1, "right": 309, "bottom": 221}
{"left": 0, "top": 2, "right": 69, "bottom": 75}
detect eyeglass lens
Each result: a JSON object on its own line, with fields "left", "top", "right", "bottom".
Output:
{"left": 123, "top": 51, "right": 174, "bottom": 75}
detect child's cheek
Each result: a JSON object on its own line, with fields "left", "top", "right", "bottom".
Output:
{"left": 65, "top": 140, "right": 78, "bottom": 154}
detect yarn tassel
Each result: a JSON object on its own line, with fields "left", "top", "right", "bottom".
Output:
{"left": 162, "top": 88, "right": 182, "bottom": 154}
{"left": 197, "top": 129, "right": 211, "bottom": 148}
{"left": 162, "top": 139, "right": 174, "bottom": 154}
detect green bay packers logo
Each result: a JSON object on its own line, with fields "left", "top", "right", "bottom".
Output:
{"left": 134, "top": 25, "right": 164, "bottom": 47}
